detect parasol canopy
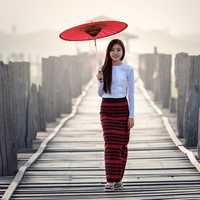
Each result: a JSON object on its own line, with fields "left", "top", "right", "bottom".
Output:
{"left": 59, "top": 20, "right": 128, "bottom": 42}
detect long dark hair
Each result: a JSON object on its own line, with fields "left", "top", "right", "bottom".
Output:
{"left": 102, "top": 39, "right": 125, "bottom": 93}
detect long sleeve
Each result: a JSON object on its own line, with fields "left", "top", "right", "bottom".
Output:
{"left": 98, "top": 80, "right": 104, "bottom": 97}
{"left": 127, "top": 67, "right": 135, "bottom": 117}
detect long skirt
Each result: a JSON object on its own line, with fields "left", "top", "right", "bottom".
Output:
{"left": 100, "top": 97, "right": 130, "bottom": 183}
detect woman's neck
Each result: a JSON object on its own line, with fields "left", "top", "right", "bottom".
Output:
{"left": 112, "top": 61, "right": 123, "bottom": 66}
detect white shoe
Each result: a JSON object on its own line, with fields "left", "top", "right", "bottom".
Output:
{"left": 104, "top": 182, "right": 114, "bottom": 192}
{"left": 113, "top": 181, "right": 123, "bottom": 191}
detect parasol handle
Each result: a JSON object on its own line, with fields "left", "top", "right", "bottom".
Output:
{"left": 93, "top": 39, "right": 102, "bottom": 73}
{"left": 94, "top": 39, "right": 97, "bottom": 55}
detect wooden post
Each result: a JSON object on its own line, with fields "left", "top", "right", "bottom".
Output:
{"left": 62, "top": 69, "right": 72, "bottom": 113}
{"left": 198, "top": 107, "right": 200, "bottom": 158}
{"left": 41, "top": 53, "right": 92, "bottom": 124}
{"left": 145, "top": 54, "right": 155, "bottom": 91}
{"left": 50, "top": 57, "right": 58, "bottom": 120}
{"left": 152, "top": 52, "right": 160, "bottom": 101}
{"left": 151, "top": 53, "right": 172, "bottom": 107}
{"left": 9, "top": 62, "right": 30, "bottom": 150}
{"left": 159, "top": 54, "right": 172, "bottom": 108}
{"left": 183, "top": 55, "right": 200, "bottom": 147}
{"left": 174, "top": 53, "right": 190, "bottom": 138}
{"left": 138, "top": 54, "right": 144, "bottom": 81}
{"left": 71, "top": 55, "right": 82, "bottom": 98}
{"left": 42, "top": 57, "right": 52, "bottom": 122}
{"left": 53, "top": 57, "right": 61, "bottom": 118}
{"left": 42, "top": 57, "right": 57, "bottom": 122}
{"left": 169, "top": 55, "right": 177, "bottom": 113}
{"left": 169, "top": 97, "right": 176, "bottom": 113}
{"left": 0, "top": 62, "right": 17, "bottom": 175}
{"left": 27, "top": 84, "right": 40, "bottom": 148}
{"left": 38, "top": 85, "right": 46, "bottom": 131}
{"left": 59, "top": 55, "right": 72, "bottom": 113}
{"left": 138, "top": 54, "right": 154, "bottom": 91}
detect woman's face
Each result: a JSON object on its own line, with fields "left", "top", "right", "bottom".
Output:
{"left": 109, "top": 44, "right": 123, "bottom": 63}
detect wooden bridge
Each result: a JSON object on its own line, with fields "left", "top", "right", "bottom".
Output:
{"left": 1, "top": 71, "right": 200, "bottom": 200}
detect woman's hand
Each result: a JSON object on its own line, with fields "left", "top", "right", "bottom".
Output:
{"left": 96, "top": 70, "right": 103, "bottom": 81}
{"left": 128, "top": 118, "right": 134, "bottom": 129}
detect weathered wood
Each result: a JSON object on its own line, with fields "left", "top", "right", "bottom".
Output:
{"left": 38, "top": 85, "right": 46, "bottom": 132}
{"left": 52, "top": 57, "right": 61, "bottom": 118}
{"left": 169, "top": 55, "right": 177, "bottom": 113}
{"left": 145, "top": 54, "right": 156, "bottom": 91}
{"left": 169, "top": 97, "right": 176, "bottom": 113}
{"left": 158, "top": 54, "right": 172, "bottom": 108}
{"left": 41, "top": 57, "right": 48, "bottom": 122}
{"left": 70, "top": 56, "right": 82, "bottom": 98}
{"left": 174, "top": 53, "right": 190, "bottom": 138}
{"left": 55, "top": 57, "right": 70, "bottom": 115}
{"left": 0, "top": 62, "right": 17, "bottom": 176}
{"left": 138, "top": 54, "right": 156, "bottom": 91}
{"left": 138, "top": 54, "right": 145, "bottom": 83}
{"left": 139, "top": 52, "right": 172, "bottom": 109}
{"left": 151, "top": 53, "right": 172, "bottom": 107}
{"left": 42, "top": 57, "right": 57, "bottom": 122}
{"left": 27, "top": 84, "right": 40, "bottom": 148}
{"left": 59, "top": 55, "right": 72, "bottom": 113}
{"left": 42, "top": 55, "right": 86, "bottom": 122}
{"left": 198, "top": 108, "right": 200, "bottom": 158}
{"left": 152, "top": 53, "right": 160, "bottom": 101}
{"left": 9, "top": 62, "right": 31, "bottom": 149}
{"left": 63, "top": 70, "right": 72, "bottom": 113}
{"left": 183, "top": 55, "right": 200, "bottom": 147}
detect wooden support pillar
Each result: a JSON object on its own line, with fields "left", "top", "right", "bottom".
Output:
{"left": 183, "top": 55, "right": 200, "bottom": 147}
{"left": 174, "top": 53, "right": 190, "bottom": 138}
{"left": 0, "top": 62, "right": 17, "bottom": 175}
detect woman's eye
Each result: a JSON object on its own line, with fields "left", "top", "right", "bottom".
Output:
{"left": 111, "top": 49, "right": 121, "bottom": 52}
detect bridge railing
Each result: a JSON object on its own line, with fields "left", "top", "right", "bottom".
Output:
{"left": 139, "top": 50, "right": 200, "bottom": 154}
{"left": 0, "top": 52, "right": 93, "bottom": 176}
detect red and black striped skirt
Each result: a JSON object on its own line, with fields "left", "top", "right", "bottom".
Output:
{"left": 100, "top": 97, "right": 130, "bottom": 182}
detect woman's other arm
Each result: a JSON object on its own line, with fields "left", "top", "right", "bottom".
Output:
{"left": 127, "top": 66, "right": 135, "bottom": 118}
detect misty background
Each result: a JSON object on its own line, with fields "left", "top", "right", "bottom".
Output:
{"left": 0, "top": 0, "right": 200, "bottom": 73}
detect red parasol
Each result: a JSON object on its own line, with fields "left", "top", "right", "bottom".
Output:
{"left": 59, "top": 20, "right": 128, "bottom": 42}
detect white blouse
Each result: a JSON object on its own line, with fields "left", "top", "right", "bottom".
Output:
{"left": 98, "top": 63, "right": 135, "bottom": 117}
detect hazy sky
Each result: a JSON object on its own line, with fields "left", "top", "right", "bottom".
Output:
{"left": 0, "top": 0, "right": 200, "bottom": 35}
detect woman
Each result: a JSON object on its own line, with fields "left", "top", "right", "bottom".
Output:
{"left": 96, "top": 39, "right": 135, "bottom": 191}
